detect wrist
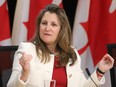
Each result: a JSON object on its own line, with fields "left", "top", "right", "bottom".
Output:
{"left": 20, "top": 71, "right": 29, "bottom": 82}
{"left": 96, "top": 70, "right": 104, "bottom": 77}
{"left": 97, "top": 68, "right": 105, "bottom": 74}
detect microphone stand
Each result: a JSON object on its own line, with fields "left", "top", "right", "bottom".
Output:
{"left": 86, "top": 68, "right": 98, "bottom": 87}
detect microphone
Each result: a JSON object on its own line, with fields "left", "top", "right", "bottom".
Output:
{"left": 85, "top": 68, "right": 98, "bottom": 87}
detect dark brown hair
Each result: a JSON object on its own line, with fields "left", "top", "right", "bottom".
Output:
{"left": 32, "top": 4, "right": 77, "bottom": 66}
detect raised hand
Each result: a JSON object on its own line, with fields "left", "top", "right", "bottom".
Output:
{"left": 98, "top": 53, "right": 114, "bottom": 73}
{"left": 19, "top": 52, "right": 32, "bottom": 81}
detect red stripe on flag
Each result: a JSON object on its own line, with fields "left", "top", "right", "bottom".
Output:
{"left": 0, "top": 1, "right": 11, "bottom": 41}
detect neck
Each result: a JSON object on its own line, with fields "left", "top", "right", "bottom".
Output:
{"left": 47, "top": 45, "right": 56, "bottom": 54}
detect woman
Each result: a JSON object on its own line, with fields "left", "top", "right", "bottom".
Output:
{"left": 7, "top": 4, "right": 114, "bottom": 87}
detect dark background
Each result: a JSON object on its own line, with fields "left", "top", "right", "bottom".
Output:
{"left": 6, "top": 0, "right": 78, "bottom": 32}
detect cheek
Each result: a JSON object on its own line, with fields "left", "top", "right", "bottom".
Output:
{"left": 57, "top": 28, "right": 61, "bottom": 34}
{"left": 56, "top": 30, "right": 60, "bottom": 36}
{"left": 39, "top": 25, "right": 45, "bottom": 32}
{"left": 54, "top": 29, "right": 61, "bottom": 38}
{"left": 39, "top": 25, "right": 44, "bottom": 34}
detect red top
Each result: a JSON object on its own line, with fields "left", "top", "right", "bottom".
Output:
{"left": 52, "top": 56, "right": 67, "bottom": 87}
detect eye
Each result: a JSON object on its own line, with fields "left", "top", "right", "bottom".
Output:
{"left": 51, "top": 23, "right": 57, "bottom": 27}
{"left": 41, "top": 21, "right": 47, "bottom": 25}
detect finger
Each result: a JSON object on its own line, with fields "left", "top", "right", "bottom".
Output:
{"left": 21, "top": 52, "right": 26, "bottom": 57}
{"left": 20, "top": 57, "right": 31, "bottom": 62}
{"left": 103, "top": 54, "right": 113, "bottom": 61}
{"left": 19, "top": 55, "right": 32, "bottom": 65}
{"left": 106, "top": 54, "right": 114, "bottom": 63}
{"left": 21, "top": 52, "right": 32, "bottom": 60}
{"left": 104, "top": 55, "right": 114, "bottom": 67}
{"left": 19, "top": 57, "right": 32, "bottom": 66}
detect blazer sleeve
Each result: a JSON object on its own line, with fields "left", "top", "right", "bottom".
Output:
{"left": 74, "top": 49, "right": 105, "bottom": 87}
{"left": 83, "top": 70, "right": 105, "bottom": 87}
{"left": 7, "top": 42, "right": 36, "bottom": 87}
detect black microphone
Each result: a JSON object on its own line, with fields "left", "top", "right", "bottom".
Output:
{"left": 85, "top": 68, "right": 98, "bottom": 87}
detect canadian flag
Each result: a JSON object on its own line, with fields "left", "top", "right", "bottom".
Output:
{"left": 72, "top": 0, "right": 116, "bottom": 87}
{"left": 12, "top": 0, "right": 63, "bottom": 45}
{"left": 0, "top": 0, "right": 11, "bottom": 46}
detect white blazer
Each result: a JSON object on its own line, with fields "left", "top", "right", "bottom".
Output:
{"left": 7, "top": 42, "right": 105, "bottom": 87}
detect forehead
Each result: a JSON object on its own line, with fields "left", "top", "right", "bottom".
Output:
{"left": 42, "top": 11, "right": 60, "bottom": 23}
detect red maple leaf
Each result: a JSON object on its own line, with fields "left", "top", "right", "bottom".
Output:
{"left": 80, "top": 0, "right": 116, "bottom": 66}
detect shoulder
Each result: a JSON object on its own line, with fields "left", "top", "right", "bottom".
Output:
{"left": 70, "top": 46, "right": 81, "bottom": 63}
{"left": 71, "top": 46, "right": 80, "bottom": 58}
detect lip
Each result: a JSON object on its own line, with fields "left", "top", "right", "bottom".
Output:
{"left": 44, "top": 33, "right": 51, "bottom": 36}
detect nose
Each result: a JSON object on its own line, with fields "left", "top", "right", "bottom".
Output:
{"left": 45, "top": 25, "right": 51, "bottom": 31}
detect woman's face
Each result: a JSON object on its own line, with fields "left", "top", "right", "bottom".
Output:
{"left": 39, "top": 11, "right": 61, "bottom": 46}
